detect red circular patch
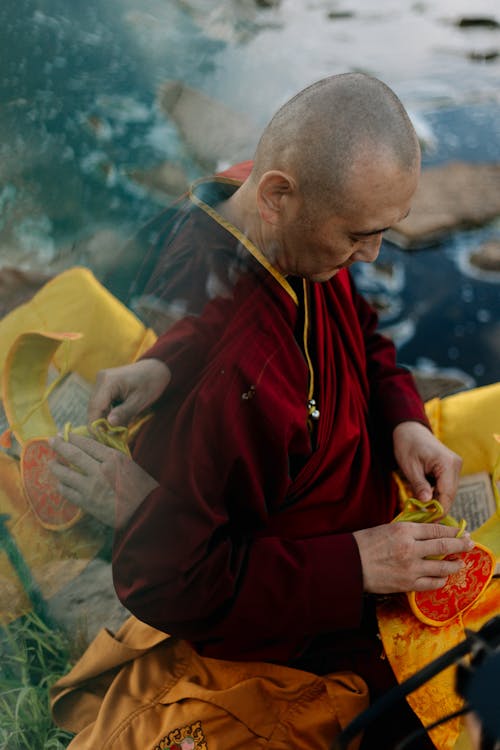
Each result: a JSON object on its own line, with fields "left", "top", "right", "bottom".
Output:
{"left": 21, "top": 439, "right": 82, "bottom": 530}
{"left": 413, "top": 545, "right": 495, "bottom": 624}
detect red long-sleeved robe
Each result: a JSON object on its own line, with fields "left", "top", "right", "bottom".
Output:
{"left": 112, "top": 165, "right": 429, "bottom": 694}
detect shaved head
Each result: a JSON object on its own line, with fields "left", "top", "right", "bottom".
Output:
{"left": 251, "top": 73, "right": 420, "bottom": 215}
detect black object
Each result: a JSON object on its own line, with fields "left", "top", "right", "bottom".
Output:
{"left": 332, "top": 615, "right": 500, "bottom": 750}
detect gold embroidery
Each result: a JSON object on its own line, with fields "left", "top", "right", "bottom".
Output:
{"left": 154, "top": 719, "right": 208, "bottom": 750}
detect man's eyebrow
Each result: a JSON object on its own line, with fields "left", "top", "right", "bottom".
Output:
{"left": 354, "top": 226, "right": 391, "bottom": 237}
{"left": 353, "top": 209, "right": 411, "bottom": 237}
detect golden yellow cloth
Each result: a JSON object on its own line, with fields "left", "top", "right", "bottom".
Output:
{"left": 51, "top": 615, "right": 369, "bottom": 750}
{"left": 378, "top": 382, "right": 500, "bottom": 750}
{"left": 0, "top": 266, "right": 156, "bottom": 384}
{"left": 0, "top": 267, "right": 157, "bottom": 623}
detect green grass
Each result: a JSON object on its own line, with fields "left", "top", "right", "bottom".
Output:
{"left": 0, "top": 612, "right": 75, "bottom": 750}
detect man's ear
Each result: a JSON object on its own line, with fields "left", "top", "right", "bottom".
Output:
{"left": 256, "top": 170, "right": 297, "bottom": 226}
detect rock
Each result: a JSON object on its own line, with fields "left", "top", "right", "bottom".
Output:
{"left": 129, "top": 161, "right": 191, "bottom": 198}
{"left": 75, "top": 227, "right": 130, "bottom": 278}
{"left": 411, "top": 369, "right": 474, "bottom": 401}
{"left": 469, "top": 239, "right": 500, "bottom": 272}
{"left": 174, "top": 0, "right": 274, "bottom": 43}
{"left": 327, "top": 11, "right": 355, "bottom": 20}
{"left": 456, "top": 17, "right": 500, "bottom": 29}
{"left": 387, "top": 162, "right": 500, "bottom": 249}
{"left": 0, "top": 266, "right": 53, "bottom": 317}
{"left": 47, "top": 557, "right": 129, "bottom": 655}
{"left": 157, "top": 81, "right": 259, "bottom": 171}
{"left": 468, "top": 50, "right": 500, "bottom": 62}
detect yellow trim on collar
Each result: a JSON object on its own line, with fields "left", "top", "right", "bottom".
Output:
{"left": 302, "top": 279, "right": 315, "bottom": 404}
{"left": 189, "top": 178, "right": 298, "bottom": 306}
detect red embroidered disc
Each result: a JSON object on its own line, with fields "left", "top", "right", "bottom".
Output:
{"left": 21, "top": 438, "right": 82, "bottom": 530}
{"left": 409, "top": 543, "right": 495, "bottom": 626}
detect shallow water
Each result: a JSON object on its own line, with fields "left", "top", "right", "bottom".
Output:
{"left": 1, "top": 0, "right": 499, "bottom": 385}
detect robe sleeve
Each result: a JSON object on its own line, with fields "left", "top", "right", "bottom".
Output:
{"left": 113, "top": 322, "right": 365, "bottom": 661}
{"left": 139, "top": 294, "right": 235, "bottom": 398}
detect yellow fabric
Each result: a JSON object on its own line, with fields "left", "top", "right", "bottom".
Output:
{"left": 377, "top": 580, "right": 500, "bottom": 750}
{"left": 51, "top": 615, "right": 369, "bottom": 750}
{"left": 0, "top": 266, "right": 157, "bottom": 384}
{"left": 0, "top": 451, "right": 107, "bottom": 624}
{"left": 63, "top": 419, "right": 131, "bottom": 457}
{"left": 423, "top": 383, "right": 500, "bottom": 555}
{"left": 392, "top": 496, "right": 466, "bottom": 533}
{"left": 0, "top": 268, "right": 158, "bottom": 623}
{"left": 378, "top": 383, "right": 500, "bottom": 750}
{"left": 425, "top": 382, "right": 500, "bottom": 481}
{"left": 2, "top": 331, "right": 83, "bottom": 445}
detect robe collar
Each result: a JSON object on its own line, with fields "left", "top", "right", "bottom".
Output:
{"left": 188, "top": 176, "right": 299, "bottom": 307}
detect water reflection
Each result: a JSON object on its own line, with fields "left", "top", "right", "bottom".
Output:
{"left": 0, "top": 0, "right": 499, "bottom": 384}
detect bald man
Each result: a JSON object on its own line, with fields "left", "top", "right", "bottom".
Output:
{"left": 51, "top": 74, "right": 468, "bottom": 749}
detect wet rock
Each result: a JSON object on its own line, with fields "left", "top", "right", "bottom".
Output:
{"left": 84, "top": 114, "right": 113, "bottom": 141}
{"left": 0, "top": 266, "right": 53, "bottom": 318}
{"left": 47, "top": 557, "right": 129, "bottom": 655}
{"left": 456, "top": 17, "right": 500, "bottom": 29}
{"left": 157, "top": 81, "right": 259, "bottom": 171}
{"left": 379, "top": 319, "right": 416, "bottom": 349}
{"left": 174, "top": 0, "right": 276, "bottom": 43}
{"left": 327, "top": 11, "right": 355, "bottom": 20}
{"left": 469, "top": 239, "right": 500, "bottom": 272}
{"left": 411, "top": 369, "right": 474, "bottom": 401}
{"left": 74, "top": 227, "right": 130, "bottom": 278}
{"left": 255, "top": 0, "right": 281, "bottom": 7}
{"left": 468, "top": 50, "right": 500, "bottom": 62}
{"left": 387, "top": 162, "right": 500, "bottom": 249}
{"left": 129, "top": 161, "right": 191, "bottom": 198}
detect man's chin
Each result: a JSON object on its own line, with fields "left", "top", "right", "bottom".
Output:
{"left": 309, "top": 269, "right": 340, "bottom": 283}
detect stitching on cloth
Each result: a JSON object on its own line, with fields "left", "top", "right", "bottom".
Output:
{"left": 152, "top": 719, "right": 208, "bottom": 749}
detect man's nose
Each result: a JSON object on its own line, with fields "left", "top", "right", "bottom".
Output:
{"left": 352, "top": 234, "right": 383, "bottom": 263}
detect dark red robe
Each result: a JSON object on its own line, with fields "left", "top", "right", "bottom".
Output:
{"left": 112, "top": 164, "right": 430, "bottom": 724}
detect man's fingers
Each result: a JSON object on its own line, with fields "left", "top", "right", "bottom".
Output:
{"left": 49, "top": 460, "right": 84, "bottom": 491}
{"left": 87, "top": 385, "right": 115, "bottom": 423}
{"left": 66, "top": 432, "right": 113, "bottom": 461}
{"left": 413, "top": 576, "right": 448, "bottom": 592}
{"left": 50, "top": 434, "right": 103, "bottom": 473}
{"left": 418, "top": 536, "right": 474, "bottom": 561}
{"left": 409, "top": 521, "right": 474, "bottom": 560}
{"left": 405, "top": 467, "right": 433, "bottom": 501}
{"left": 420, "top": 555, "right": 465, "bottom": 579}
{"left": 413, "top": 556, "right": 467, "bottom": 592}
{"left": 411, "top": 522, "right": 468, "bottom": 540}
{"left": 87, "top": 368, "right": 125, "bottom": 423}
{"left": 57, "top": 484, "right": 83, "bottom": 507}
{"left": 107, "top": 402, "right": 136, "bottom": 427}
{"left": 434, "top": 467, "right": 461, "bottom": 511}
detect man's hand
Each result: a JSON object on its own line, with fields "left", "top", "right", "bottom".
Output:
{"left": 393, "top": 420, "right": 463, "bottom": 513}
{"left": 353, "top": 522, "right": 474, "bottom": 593}
{"left": 49, "top": 432, "right": 159, "bottom": 528}
{"left": 88, "top": 359, "right": 171, "bottom": 426}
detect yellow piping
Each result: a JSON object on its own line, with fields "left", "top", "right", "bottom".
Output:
{"left": 190, "top": 177, "right": 320, "bottom": 420}
{"left": 302, "top": 279, "right": 315, "bottom": 405}
{"left": 189, "top": 179, "right": 298, "bottom": 306}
